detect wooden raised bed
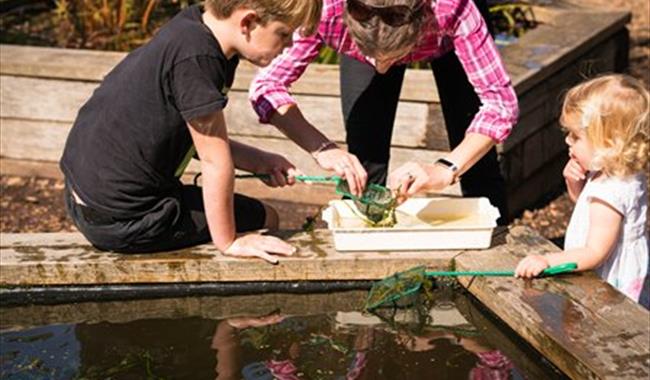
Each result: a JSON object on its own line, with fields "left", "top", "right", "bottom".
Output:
{"left": 0, "top": 6, "right": 630, "bottom": 217}
{"left": 1, "top": 226, "right": 648, "bottom": 379}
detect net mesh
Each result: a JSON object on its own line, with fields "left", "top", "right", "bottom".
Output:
{"left": 365, "top": 266, "right": 433, "bottom": 310}
{"left": 335, "top": 181, "right": 397, "bottom": 224}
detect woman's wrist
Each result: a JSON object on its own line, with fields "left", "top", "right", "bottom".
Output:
{"left": 310, "top": 140, "right": 339, "bottom": 160}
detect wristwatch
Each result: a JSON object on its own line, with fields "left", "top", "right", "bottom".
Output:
{"left": 434, "top": 157, "right": 460, "bottom": 184}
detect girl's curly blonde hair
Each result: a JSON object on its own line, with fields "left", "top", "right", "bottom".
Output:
{"left": 561, "top": 74, "right": 650, "bottom": 178}
{"left": 206, "top": 0, "right": 322, "bottom": 36}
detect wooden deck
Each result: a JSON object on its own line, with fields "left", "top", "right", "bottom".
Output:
{"left": 1, "top": 226, "right": 648, "bottom": 379}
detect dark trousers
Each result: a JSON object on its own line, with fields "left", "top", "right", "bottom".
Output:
{"left": 338, "top": 0, "right": 508, "bottom": 223}
{"left": 64, "top": 182, "right": 266, "bottom": 253}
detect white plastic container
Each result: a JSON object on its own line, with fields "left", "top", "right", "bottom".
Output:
{"left": 322, "top": 197, "right": 500, "bottom": 251}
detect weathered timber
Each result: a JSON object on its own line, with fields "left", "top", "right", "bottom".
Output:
{"left": 455, "top": 226, "right": 650, "bottom": 380}
{"left": 0, "top": 230, "right": 462, "bottom": 285}
{"left": 0, "top": 291, "right": 367, "bottom": 331}
{"left": 0, "top": 119, "right": 463, "bottom": 196}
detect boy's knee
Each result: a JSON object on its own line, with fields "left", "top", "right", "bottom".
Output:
{"left": 263, "top": 203, "right": 280, "bottom": 230}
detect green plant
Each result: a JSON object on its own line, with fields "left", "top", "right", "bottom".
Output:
{"left": 52, "top": 0, "right": 192, "bottom": 50}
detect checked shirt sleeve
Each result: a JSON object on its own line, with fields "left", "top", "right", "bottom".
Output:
{"left": 249, "top": 34, "right": 323, "bottom": 123}
{"left": 445, "top": 0, "right": 519, "bottom": 143}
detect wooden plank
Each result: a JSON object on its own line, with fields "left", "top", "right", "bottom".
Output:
{"left": 0, "top": 44, "right": 439, "bottom": 103}
{"left": 1, "top": 75, "right": 433, "bottom": 149}
{"left": 0, "top": 118, "right": 463, "bottom": 196}
{"left": 502, "top": 29, "right": 625, "bottom": 153}
{"left": 503, "top": 9, "right": 630, "bottom": 95}
{"left": 0, "top": 230, "right": 461, "bottom": 285}
{"left": 0, "top": 291, "right": 367, "bottom": 331}
{"left": 456, "top": 226, "right": 650, "bottom": 380}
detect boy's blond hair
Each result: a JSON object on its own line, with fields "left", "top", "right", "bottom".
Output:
{"left": 206, "top": 0, "right": 322, "bottom": 36}
{"left": 561, "top": 74, "right": 650, "bottom": 177}
{"left": 344, "top": 0, "right": 430, "bottom": 57}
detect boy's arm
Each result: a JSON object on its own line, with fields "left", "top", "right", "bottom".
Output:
{"left": 229, "top": 140, "right": 298, "bottom": 187}
{"left": 516, "top": 198, "right": 622, "bottom": 277}
{"left": 187, "top": 111, "right": 295, "bottom": 263}
{"left": 187, "top": 111, "right": 236, "bottom": 251}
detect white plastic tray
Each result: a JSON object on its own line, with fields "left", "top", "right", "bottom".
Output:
{"left": 322, "top": 197, "right": 500, "bottom": 251}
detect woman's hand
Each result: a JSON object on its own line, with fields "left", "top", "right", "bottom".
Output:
{"left": 387, "top": 162, "right": 455, "bottom": 203}
{"left": 312, "top": 147, "right": 367, "bottom": 196}
{"left": 224, "top": 233, "right": 296, "bottom": 264}
{"left": 515, "top": 255, "right": 550, "bottom": 278}
{"left": 253, "top": 151, "right": 300, "bottom": 188}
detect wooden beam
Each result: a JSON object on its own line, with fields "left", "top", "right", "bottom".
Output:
{"left": 0, "top": 118, "right": 463, "bottom": 196}
{"left": 0, "top": 75, "right": 435, "bottom": 149}
{"left": 0, "top": 44, "right": 439, "bottom": 102}
{"left": 0, "top": 230, "right": 461, "bottom": 285}
{"left": 456, "top": 226, "right": 650, "bottom": 380}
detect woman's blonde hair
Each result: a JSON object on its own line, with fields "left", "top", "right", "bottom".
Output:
{"left": 561, "top": 74, "right": 650, "bottom": 177}
{"left": 344, "top": 0, "right": 430, "bottom": 57}
{"left": 206, "top": 0, "right": 322, "bottom": 36}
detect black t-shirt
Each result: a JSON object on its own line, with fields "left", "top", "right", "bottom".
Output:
{"left": 60, "top": 4, "right": 238, "bottom": 217}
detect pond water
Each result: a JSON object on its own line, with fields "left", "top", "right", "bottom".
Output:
{"left": 0, "top": 287, "right": 565, "bottom": 380}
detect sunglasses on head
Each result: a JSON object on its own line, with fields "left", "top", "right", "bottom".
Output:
{"left": 346, "top": 0, "right": 425, "bottom": 27}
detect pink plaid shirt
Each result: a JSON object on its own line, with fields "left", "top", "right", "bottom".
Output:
{"left": 249, "top": 0, "right": 518, "bottom": 143}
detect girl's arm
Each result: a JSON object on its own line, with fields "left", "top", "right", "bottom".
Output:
{"left": 516, "top": 198, "right": 623, "bottom": 277}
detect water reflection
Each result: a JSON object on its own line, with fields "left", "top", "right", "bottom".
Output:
{"left": 0, "top": 288, "right": 564, "bottom": 379}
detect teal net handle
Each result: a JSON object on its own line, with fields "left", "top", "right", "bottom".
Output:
{"left": 235, "top": 174, "right": 342, "bottom": 183}
{"left": 424, "top": 262, "right": 577, "bottom": 277}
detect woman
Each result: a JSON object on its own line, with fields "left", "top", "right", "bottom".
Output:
{"left": 249, "top": 0, "right": 518, "bottom": 222}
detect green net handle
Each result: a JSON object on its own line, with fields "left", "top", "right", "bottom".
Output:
{"left": 235, "top": 173, "right": 342, "bottom": 183}
{"left": 424, "top": 262, "right": 577, "bottom": 277}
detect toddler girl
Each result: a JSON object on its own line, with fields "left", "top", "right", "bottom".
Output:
{"left": 516, "top": 74, "right": 649, "bottom": 309}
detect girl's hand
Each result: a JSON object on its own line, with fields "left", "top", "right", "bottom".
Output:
{"left": 312, "top": 148, "right": 367, "bottom": 196}
{"left": 563, "top": 158, "right": 587, "bottom": 185}
{"left": 515, "top": 255, "right": 551, "bottom": 278}
{"left": 563, "top": 158, "right": 588, "bottom": 201}
{"left": 387, "top": 162, "right": 455, "bottom": 204}
{"left": 254, "top": 151, "right": 300, "bottom": 188}
{"left": 224, "top": 233, "right": 296, "bottom": 264}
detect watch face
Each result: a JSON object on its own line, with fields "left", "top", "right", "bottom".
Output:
{"left": 436, "top": 158, "right": 458, "bottom": 172}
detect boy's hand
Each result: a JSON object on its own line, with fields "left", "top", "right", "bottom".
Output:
{"left": 312, "top": 148, "right": 367, "bottom": 196}
{"left": 255, "top": 151, "right": 300, "bottom": 187}
{"left": 224, "top": 233, "right": 296, "bottom": 264}
{"left": 387, "top": 162, "right": 454, "bottom": 204}
{"left": 515, "top": 255, "right": 550, "bottom": 278}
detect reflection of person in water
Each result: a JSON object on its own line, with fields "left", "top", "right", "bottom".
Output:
{"left": 395, "top": 329, "right": 516, "bottom": 379}
{"left": 212, "top": 313, "right": 372, "bottom": 380}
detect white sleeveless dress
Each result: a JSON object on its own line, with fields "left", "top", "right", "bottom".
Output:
{"left": 564, "top": 172, "right": 649, "bottom": 308}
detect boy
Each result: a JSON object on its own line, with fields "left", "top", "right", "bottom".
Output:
{"left": 60, "top": 0, "right": 322, "bottom": 263}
